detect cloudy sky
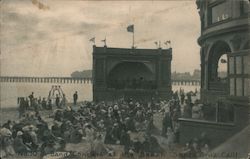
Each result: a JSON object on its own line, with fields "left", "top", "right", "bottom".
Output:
{"left": 0, "top": 0, "right": 201, "bottom": 77}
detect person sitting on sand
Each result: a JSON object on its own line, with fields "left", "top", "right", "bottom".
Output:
{"left": 92, "top": 134, "right": 107, "bottom": 156}
{"left": 22, "top": 126, "right": 38, "bottom": 151}
{"left": 2, "top": 120, "right": 12, "bottom": 130}
{"left": 1, "top": 128, "right": 15, "bottom": 157}
{"left": 51, "top": 121, "right": 61, "bottom": 137}
{"left": 14, "top": 131, "right": 31, "bottom": 154}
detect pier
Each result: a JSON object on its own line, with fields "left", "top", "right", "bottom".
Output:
{"left": 0, "top": 76, "right": 92, "bottom": 84}
{"left": 171, "top": 79, "right": 200, "bottom": 86}
{"left": 0, "top": 76, "right": 200, "bottom": 86}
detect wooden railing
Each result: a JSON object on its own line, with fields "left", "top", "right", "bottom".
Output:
{"left": 0, "top": 76, "right": 200, "bottom": 86}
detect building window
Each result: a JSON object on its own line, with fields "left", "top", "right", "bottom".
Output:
{"left": 236, "top": 78, "right": 243, "bottom": 96}
{"left": 208, "top": 1, "right": 231, "bottom": 25}
{"left": 228, "top": 53, "right": 249, "bottom": 97}
{"left": 230, "top": 78, "right": 235, "bottom": 96}
{"left": 244, "top": 78, "right": 250, "bottom": 96}
{"left": 236, "top": 56, "right": 242, "bottom": 74}
{"left": 243, "top": 51, "right": 250, "bottom": 74}
{"left": 229, "top": 56, "right": 234, "bottom": 74}
{"left": 240, "top": 0, "right": 250, "bottom": 16}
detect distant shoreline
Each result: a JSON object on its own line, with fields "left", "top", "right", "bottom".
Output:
{"left": 70, "top": 69, "right": 203, "bottom": 81}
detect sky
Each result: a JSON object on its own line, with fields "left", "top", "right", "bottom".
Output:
{"left": 0, "top": 0, "right": 201, "bottom": 77}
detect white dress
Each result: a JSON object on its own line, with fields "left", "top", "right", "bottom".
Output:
{"left": 166, "top": 131, "right": 175, "bottom": 150}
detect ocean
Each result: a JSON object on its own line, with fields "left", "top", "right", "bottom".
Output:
{"left": 0, "top": 82, "right": 199, "bottom": 108}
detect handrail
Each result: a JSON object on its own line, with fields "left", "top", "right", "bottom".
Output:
{"left": 178, "top": 118, "right": 235, "bottom": 126}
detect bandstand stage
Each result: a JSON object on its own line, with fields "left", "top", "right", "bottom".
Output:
{"left": 92, "top": 45, "right": 172, "bottom": 102}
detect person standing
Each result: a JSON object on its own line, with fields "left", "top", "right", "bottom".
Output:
{"left": 166, "top": 127, "right": 175, "bottom": 151}
{"left": 60, "top": 94, "right": 67, "bottom": 108}
{"left": 47, "top": 99, "right": 52, "bottom": 110}
{"left": 73, "top": 91, "right": 78, "bottom": 106}
{"left": 29, "top": 92, "right": 34, "bottom": 107}
{"left": 55, "top": 94, "right": 60, "bottom": 108}
{"left": 180, "top": 91, "right": 185, "bottom": 105}
{"left": 85, "top": 124, "right": 95, "bottom": 152}
{"left": 183, "top": 99, "right": 192, "bottom": 118}
{"left": 24, "top": 98, "right": 29, "bottom": 110}
{"left": 41, "top": 98, "right": 47, "bottom": 110}
{"left": 19, "top": 98, "right": 25, "bottom": 118}
{"left": 162, "top": 112, "right": 173, "bottom": 136}
{"left": 186, "top": 92, "right": 192, "bottom": 104}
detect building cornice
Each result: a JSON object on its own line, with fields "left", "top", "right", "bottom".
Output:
{"left": 198, "top": 24, "right": 249, "bottom": 45}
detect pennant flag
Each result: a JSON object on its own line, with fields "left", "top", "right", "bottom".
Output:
{"left": 89, "top": 37, "right": 95, "bottom": 43}
{"left": 164, "top": 40, "right": 171, "bottom": 47}
{"left": 127, "top": 24, "right": 134, "bottom": 33}
{"left": 101, "top": 37, "right": 106, "bottom": 45}
{"left": 31, "top": 0, "right": 49, "bottom": 10}
{"left": 154, "top": 41, "right": 158, "bottom": 46}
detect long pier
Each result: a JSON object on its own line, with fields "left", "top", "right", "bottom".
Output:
{"left": 0, "top": 76, "right": 92, "bottom": 84}
{"left": 171, "top": 79, "right": 200, "bottom": 86}
{"left": 0, "top": 76, "right": 200, "bottom": 86}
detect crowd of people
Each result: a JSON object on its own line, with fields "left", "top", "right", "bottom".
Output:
{"left": 107, "top": 77, "right": 157, "bottom": 90}
{"left": 17, "top": 92, "right": 69, "bottom": 118}
{"left": 176, "top": 89, "right": 234, "bottom": 123}
{"left": 164, "top": 90, "right": 212, "bottom": 159}
{"left": 0, "top": 89, "right": 212, "bottom": 158}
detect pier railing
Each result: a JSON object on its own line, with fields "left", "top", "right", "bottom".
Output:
{"left": 0, "top": 76, "right": 92, "bottom": 84}
{"left": 171, "top": 79, "right": 200, "bottom": 86}
{"left": 0, "top": 76, "right": 200, "bottom": 86}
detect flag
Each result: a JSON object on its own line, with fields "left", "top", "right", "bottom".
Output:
{"left": 154, "top": 41, "right": 158, "bottom": 45}
{"left": 89, "top": 37, "right": 95, "bottom": 43}
{"left": 221, "top": 59, "right": 227, "bottom": 63}
{"left": 127, "top": 24, "right": 134, "bottom": 33}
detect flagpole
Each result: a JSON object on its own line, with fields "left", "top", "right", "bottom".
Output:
{"left": 132, "top": 31, "right": 134, "bottom": 48}
{"left": 127, "top": 24, "right": 134, "bottom": 48}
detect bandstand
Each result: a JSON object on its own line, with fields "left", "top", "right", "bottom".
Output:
{"left": 92, "top": 45, "right": 172, "bottom": 102}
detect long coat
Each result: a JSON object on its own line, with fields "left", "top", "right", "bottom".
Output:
{"left": 162, "top": 112, "right": 173, "bottom": 136}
